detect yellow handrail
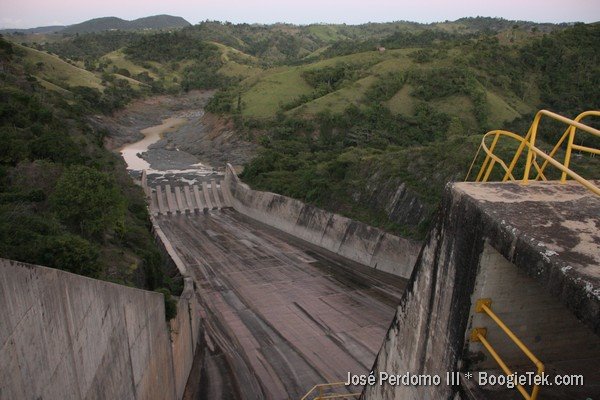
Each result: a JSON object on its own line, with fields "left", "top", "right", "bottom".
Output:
{"left": 300, "top": 382, "right": 361, "bottom": 400}
{"left": 466, "top": 109, "right": 600, "bottom": 196}
{"left": 470, "top": 299, "right": 544, "bottom": 400}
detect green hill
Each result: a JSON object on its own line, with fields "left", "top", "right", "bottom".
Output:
{"left": 233, "top": 46, "right": 534, "bottom": 132}
{"left": 61, "top": 15, "right": 190, "bottom": 34}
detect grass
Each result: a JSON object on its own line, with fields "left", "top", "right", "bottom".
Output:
{"left": 101, "top": 50, "right": 158, "bottom": 78}
{"left": 241, "top": 67, "right": 313, "bottom": 117}
{"left": 432, "top": 94, "right": 477, "bottom": 125}
{"left": 486, "top": 89, "right": 522, "bottom": 127}
{"left": 386, "top": 85, "right": 414, "bottom": 116}
{"left": 19, "top": 45, "right": 104, "bottom": 90}
{"left": 290, "top": 75, "right": 377, "bottom": 116}
{"left": 113, "top": 73, "right": 147, "bottom": 88}
{"left": 239, "top": 50, "right": 398, "bottom": 118}
{"left": 306, "top": 25, "right": 349, "bottom": 42}
{"left": 218, "top": 61, "right": 262, "bottom": 79}
{"left": 36, "top": 77, "right": 72, "bottom": 96}
{"left": 210, "top": 41, "right": 258, "bottom": 64}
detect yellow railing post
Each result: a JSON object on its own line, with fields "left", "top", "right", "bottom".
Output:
{"left": 562, "top": 125, "right": 576, "bottom": 183}
{"left": 300, "top": 382, "right": 361, "bottom": 400}
{"left": 522, "top": 113, "right": 543, "bottom": 184}
{"left": 503, "top": 127, "right": 531, "bottom": 182}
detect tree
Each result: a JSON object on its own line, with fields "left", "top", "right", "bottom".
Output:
{"left": 50, "top": 165, "right": 125, "bottom": 238}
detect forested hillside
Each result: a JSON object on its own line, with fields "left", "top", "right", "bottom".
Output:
{"left": 0, "top": 38, "right": 180, "bottom": 306}
{"left": 2, "top": 17, "right": 598, "bottom": 243}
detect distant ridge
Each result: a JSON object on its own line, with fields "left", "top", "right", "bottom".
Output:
{"left": 0, "top": 14, "right": 190, "bottom": 35}
{"left": 0, "top": 25, "right": 65, "bottom": 35}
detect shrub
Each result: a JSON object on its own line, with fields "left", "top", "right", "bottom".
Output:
{"left": 50, "top": 165, "right": 125, "bottom": 238}
{"left": 156, "top": 288, "right": 177, "bottom": 320}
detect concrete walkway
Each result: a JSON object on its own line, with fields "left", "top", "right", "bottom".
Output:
{"left": 156, "top": 210, "right": 406, "bottom": 400}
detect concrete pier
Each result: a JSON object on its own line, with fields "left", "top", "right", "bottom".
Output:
{"left": 183, "top": 186, "right": 194, "bottom": 213}
{"left": 150, "top": 189, "right": 159, "bottom": 215}
{"left": 165, "top": 184, "right": 177, "bottom": 214}
{"left": 363, "top": 181, "right": 600, "bottom": 400}
{"left": 173, "top": 186, "right": 185, "bottom": 213}
{"left": 210, "top": 179, "right": 223, "bottom": 209}
{"left": 157, "top": 185, "right": 168, "bottom": 215}
{"left": 202, "top": 181, "right": 214, "bottom": 210}
{"left": 193, "top": 185, "right": 205, "bottom": 212}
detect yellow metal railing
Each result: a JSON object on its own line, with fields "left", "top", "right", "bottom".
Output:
{"left": 465, "top": 110, "right": 600, "bottom": 196}
{"left": 470, "top": 299, "right": 544, "bottom": 400}
{"left": 300, "top": 382, "right": 361, "bottom": 400}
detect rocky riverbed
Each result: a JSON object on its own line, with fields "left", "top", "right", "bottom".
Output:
{"left": 93, "top": 90, "right": 257, "bottom": 185}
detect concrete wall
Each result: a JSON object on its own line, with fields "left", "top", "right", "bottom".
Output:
{"left": 169, "top": 279, "right": 201, "bottom": 400}
{"left": 0, "top": 223, "right": 202, "bottom": 400}
{"left": 222, "top": 164, "right": 420, "bottom": 278}
{"left": 0, "top": 258, "right": 176, "bottom": 400}
{"left": 465, "top": 243, "right": 600, "bottom": 372}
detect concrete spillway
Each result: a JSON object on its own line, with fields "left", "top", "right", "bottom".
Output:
{"left": 156, "top": 210, "right": 406, "bottom": 399}
{"left": 148, "top": 181, "right": 231, "bottom": 215}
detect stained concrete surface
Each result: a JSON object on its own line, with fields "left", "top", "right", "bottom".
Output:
{"left": 0, "top": 259, "right": 177, "bottom": 400}
{"left": 454, "top": 181, "right": 600, "bottom": 334}
{"left": 223, "top": 164, "right": 420, "bottom": 278}
{"left": 157, "top": 210, "right": 406, "bottom": 399}
{"left": 363, "top": 181, "right": 599, "bottom": 400}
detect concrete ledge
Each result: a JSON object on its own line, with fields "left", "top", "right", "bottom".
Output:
{"left": 222, "top": 164, "right": 420, "bottom": 278}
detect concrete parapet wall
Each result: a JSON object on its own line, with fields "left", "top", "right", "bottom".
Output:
{"left": 169, "top": 279, "right": 200, "bottom": 400}
{"left": 1, "top": 222, "right": 202, "bottom": 400}
{"left": 0, "top": 258, "right": 176, "bottom": 400}
{"left": 150, "top": 216, "right": 202, "bottom": 400}
{"left": 223, "top": 164, "right": 420, "bottom": 278}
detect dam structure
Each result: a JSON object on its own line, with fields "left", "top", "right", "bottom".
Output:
{"left": 143, "top": 166, "right": 420, "bottom": 399}
{"left": 1, "top": 110, "right": 598, "bottom": 399}
{"left": 0, "top": 167, "right": 420, "bottom": 399}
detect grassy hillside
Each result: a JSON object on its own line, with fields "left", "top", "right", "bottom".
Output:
{"left": 230, "top": 45, "right": 535, "bottom": 133}
{"left": 17, "top": 45, "right": 104, "bottom": 90}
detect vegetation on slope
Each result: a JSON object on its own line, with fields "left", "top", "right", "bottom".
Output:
{"left": 0, "top": 38, "right": 180, "bottom": 299}
{"left": 233, "top": 23, "right": 600, "bottom": 238}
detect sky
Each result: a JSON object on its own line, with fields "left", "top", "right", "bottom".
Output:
{"left": 1, "top": 0, "right": 599, "bottom": 29}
